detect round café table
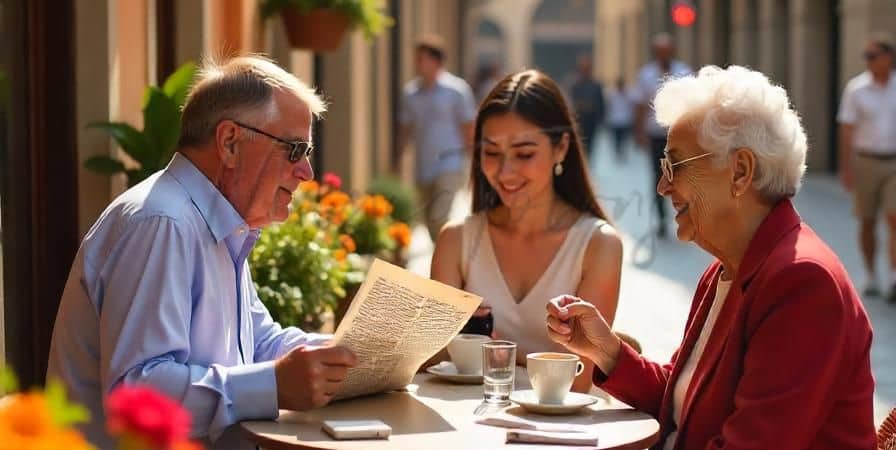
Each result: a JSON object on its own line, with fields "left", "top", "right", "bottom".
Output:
{"left": 241, "top": 366, "right": 659, "bottom": 449}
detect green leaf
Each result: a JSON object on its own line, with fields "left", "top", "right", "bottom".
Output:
{"left": 0, "top": 366, "right": 19, "bottom": 394}
{"left": 142, "top": 86, "right": 182, "bottom": 167}
{"left": 44, "top": 379, "right": 91, "bottom": 427}
{"left": 88, "top": 122, "right": 153, "bottom": 165}
{"left": 85, "top": 155, "right": 126, "bottom": 175}
{"left": 162, "top": 61, "right": 198, "bottom": 109}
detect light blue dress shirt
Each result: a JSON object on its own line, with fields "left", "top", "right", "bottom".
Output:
{"left": 399, "top": 71, "right": 477, "bottom": 183}
{"left": 47, "top": 153, "right": 328, "bottom": 449}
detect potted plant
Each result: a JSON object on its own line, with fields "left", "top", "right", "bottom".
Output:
{"left": 250, "top": 177, "right": 365, "bottom": 331}
{"left": 259, "top": 0, "right": 393, "bottom": 51}
{"left": 84, "top": 62, "right": 197, "bottom": 187}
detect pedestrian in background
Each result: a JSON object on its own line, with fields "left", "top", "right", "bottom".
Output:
{"left": 605, "top": 77, "right": 635, "bottom": 163}
{"left": 838, "top": 31, "right": 896, "bottom": 303}
{"left": 397, "top": 35, "right": 477, "bottom": 243}
{"left": 633, "top": 33, "right": 692, "bottom": 239}
{"left": 569, "top": 55, "right": 606, "bottom": 163}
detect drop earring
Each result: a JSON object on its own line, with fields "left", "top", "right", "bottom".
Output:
{"left": 554, "top": 162, "right": 563, "bottom": 176}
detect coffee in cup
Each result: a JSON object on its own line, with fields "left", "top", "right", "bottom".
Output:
{"left": 526, "top": 352, "right": 585, "bottom": 404}
{"left": 447, "top": 334, "right": 491, "bottom": 374}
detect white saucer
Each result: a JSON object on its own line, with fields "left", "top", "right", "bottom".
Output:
{"left": 426, "top": 362, "right": 483, "bottom": 384}
{"left": 509, "top": 390, "right": 600, "bottom": 415}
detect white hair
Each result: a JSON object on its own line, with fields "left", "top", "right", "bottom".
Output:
{"left": 654, "top": 65, "right": 807, "bottom": 200}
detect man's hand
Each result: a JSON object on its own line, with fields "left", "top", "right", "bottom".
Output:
{"left": 274, "top": 345, "right": 358, "bottom": 410}
{"left": 840, "top": 167, "right": 854, "bottom": 191}
{"left": 546, "top": 295, "right": 621, "bottom": 374}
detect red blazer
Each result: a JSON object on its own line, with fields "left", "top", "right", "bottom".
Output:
{"left": 596, "top": 200, "right": 876, "bottom": 450}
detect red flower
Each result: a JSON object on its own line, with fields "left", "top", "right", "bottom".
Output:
{"left": 106, "top": 385, "right": 191, "bottom": 448}
{"left": 322, "top": 172, "right": 342, "bottom": 190}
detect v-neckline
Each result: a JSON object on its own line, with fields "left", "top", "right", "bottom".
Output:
{"left": 484, "top": 215, "right": 584, "bottom": 305}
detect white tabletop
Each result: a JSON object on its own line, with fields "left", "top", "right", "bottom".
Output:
{"left": 241, "top": 366, "right": 660, "bottom": 450}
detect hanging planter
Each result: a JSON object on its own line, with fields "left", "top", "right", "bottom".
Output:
{"left": 281, "top": 8, "right": 350, "bottom": 51}
{"left": 260, "top": 0, "right": 393, "bottom": 52}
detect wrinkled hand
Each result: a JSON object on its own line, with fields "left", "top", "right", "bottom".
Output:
{"left": 275, "top": 345, "right": 358, "bottom": 410}
{"left": 546, "top": 295, "right": 621, "bottom": 373}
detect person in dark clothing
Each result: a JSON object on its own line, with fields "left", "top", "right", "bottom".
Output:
{"left": 570, "top": 55, "right": 605, "bottom": 162}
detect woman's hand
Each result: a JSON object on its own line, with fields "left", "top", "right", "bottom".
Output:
{"left": 546, "top": 295, "right": 622, "bottom": 374}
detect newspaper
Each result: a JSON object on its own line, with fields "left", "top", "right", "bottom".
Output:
{"left": 332, "top": 258, "right": 482, "bottom": 400}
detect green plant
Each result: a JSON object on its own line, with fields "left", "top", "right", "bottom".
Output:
{"left": 84, "top": 62, "right": 197, "bottom": 187}
{"left": 259, "top": 0, "right": 393, "bottom": 39}
{"left": 367, "top": 176, "right": 418, "bottom": 225}
{"left": 250, "top": 193, "right": 363, "bottom": 330}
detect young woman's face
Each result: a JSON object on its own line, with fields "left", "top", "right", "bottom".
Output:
{"left": 479, "top": 112, "right": 567, "bottom": 209}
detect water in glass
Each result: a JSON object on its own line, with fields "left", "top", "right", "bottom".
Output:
{"left": 482, "top": 340, "right": 516, "bottom": 404}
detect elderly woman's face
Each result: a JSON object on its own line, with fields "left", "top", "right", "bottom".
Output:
{"left": 657, "top": 122, "right": 735, "bottom": 244}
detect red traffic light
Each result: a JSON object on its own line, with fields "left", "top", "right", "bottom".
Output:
{"left": 671, "top": 2, "right": 697, "bottom": 27}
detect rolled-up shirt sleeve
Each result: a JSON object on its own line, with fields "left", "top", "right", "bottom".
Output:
{"left": 96, "top": 215, "right": 278, "bottom": 441}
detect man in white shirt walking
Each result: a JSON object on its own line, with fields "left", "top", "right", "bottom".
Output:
{"left": 838, "top": 31, "right": 896, "bottom": 303}
{"left": 633, "top": 33, "right": 691, "bottom": 239}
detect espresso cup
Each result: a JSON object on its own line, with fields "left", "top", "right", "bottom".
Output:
{"left": 526, "top": 352, "right": 585, "bottom": 404}
{"left": 447, "top": 334, "right": 491, "bottom": 374}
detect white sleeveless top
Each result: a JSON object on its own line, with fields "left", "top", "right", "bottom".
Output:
{"left": 460, "top": 212, "right": 609, "bottom": 362}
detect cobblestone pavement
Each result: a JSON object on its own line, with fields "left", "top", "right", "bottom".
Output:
{"left": 406, "top": 131, "right": 895, "bottom": 426}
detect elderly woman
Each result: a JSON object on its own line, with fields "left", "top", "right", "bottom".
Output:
{"left": 546, "top": 66, "right": 876, "bottom": 450}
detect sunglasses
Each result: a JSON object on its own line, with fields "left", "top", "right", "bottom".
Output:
{"left": 660, "top": 151, "right": 712, "bottom": 183}
{"left": 231, "top": 120, "right": 314, "bottom": 163}
{"left": 864, "top": 51, "right": 882, "bottom": 61}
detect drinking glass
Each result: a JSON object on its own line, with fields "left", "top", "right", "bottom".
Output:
{"left": 481, "top": 340, "right": 516, "bottom": 404}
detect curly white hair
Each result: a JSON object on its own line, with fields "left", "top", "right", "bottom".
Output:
{"left": 654, "top": 65, "right": 808, "bottom": 200}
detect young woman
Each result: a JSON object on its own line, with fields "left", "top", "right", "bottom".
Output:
{"left": 431, "top": 69, "right": 622, "bottom": 393}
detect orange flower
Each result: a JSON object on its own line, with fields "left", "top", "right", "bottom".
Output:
{"left": 333, "top": 249, "right": 347, "bottom": 262}
{"left": 299, "top": 180, "right": 319, "bottom": 194}
{"left": 320, "top": 191, "right": 351, "bottom": 210}
{"left": 287, "top": 212, "right": 299, "bottom": 223}
{"left": 388, "top": 222, "right": 412, "bottom": 248}
{"left": 0, "top": 393, "right": 92, "bottom": 450}
{"left": 360, "top": 195, "right": 393, "bottom": 218}
{"left": 339, "top": 234, "right": 357, "bottom": 253}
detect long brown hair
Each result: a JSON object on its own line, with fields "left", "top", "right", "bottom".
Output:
{"left": 471, "top": 69, "right": 609, "bottom": 221}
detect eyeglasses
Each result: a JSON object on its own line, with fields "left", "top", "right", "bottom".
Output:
{"left": 660, "top": 151, "right": 712, "bottom": 183}
{"left": 231, "top": 120, "right": 314, "bottom": 163}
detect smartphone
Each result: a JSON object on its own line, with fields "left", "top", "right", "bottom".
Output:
{"left": 321, "top": 420, "right": 392, "bottom": 440}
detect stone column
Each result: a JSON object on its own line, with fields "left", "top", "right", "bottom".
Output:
{"left": 175, "top": 0, "right": 204, "bottom": 64}
{"left": 75, "top": 0, "right": 112, "bottom": 234}
{"left": 757, "top": 0, "right": 790, "bottom": 88}
{"left": 730, "top": 0, "right": 758, "bottom": 67}
{"left": 789, "top": 0, "right": 834, "bottom": 171}
{"left": 840, "top": 0, "right": 872, "bottom": 92}
{"left": 321, "top": 33, "right": 373, "bottom": 194}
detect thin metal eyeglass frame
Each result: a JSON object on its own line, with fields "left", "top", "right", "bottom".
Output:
{"left": 660, "top": 151, "right": 713, "bottom": 183}
{"left": 231, "top": 120, "right": 314, "bottom": 163}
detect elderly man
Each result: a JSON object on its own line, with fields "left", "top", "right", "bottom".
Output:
{"left": 838, "top": 31, "right": 896, "bottom": 303}
{"left": 47, "top": 56, "right": 357, "bottom": 449}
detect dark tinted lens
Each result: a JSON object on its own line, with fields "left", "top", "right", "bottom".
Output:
{"left": 864, "top": 51, "right": 880, "bottom": 61}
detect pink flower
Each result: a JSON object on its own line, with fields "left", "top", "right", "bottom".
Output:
{"left": 322, "top": 172, "right": 342, "bottom": 190}
{"left": 106, "top": 385, "right": 192, "bottom": 449}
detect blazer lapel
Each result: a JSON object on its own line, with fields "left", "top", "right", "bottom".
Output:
{"left": 661, "top": 263, "right": 722, "bottom": 429}
{"left": 673, "top": 199, "right": 802, "bottom": 442}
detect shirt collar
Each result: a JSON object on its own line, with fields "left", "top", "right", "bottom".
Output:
{"left": 166, "top": 152, "right": 248, "bottom": 243}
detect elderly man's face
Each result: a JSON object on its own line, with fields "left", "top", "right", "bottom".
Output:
{"left": 221, "top": 89, "right": 314, "bottom": 228}
{"left": 656, "top": 122, "right": 733, "bottom": 246}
